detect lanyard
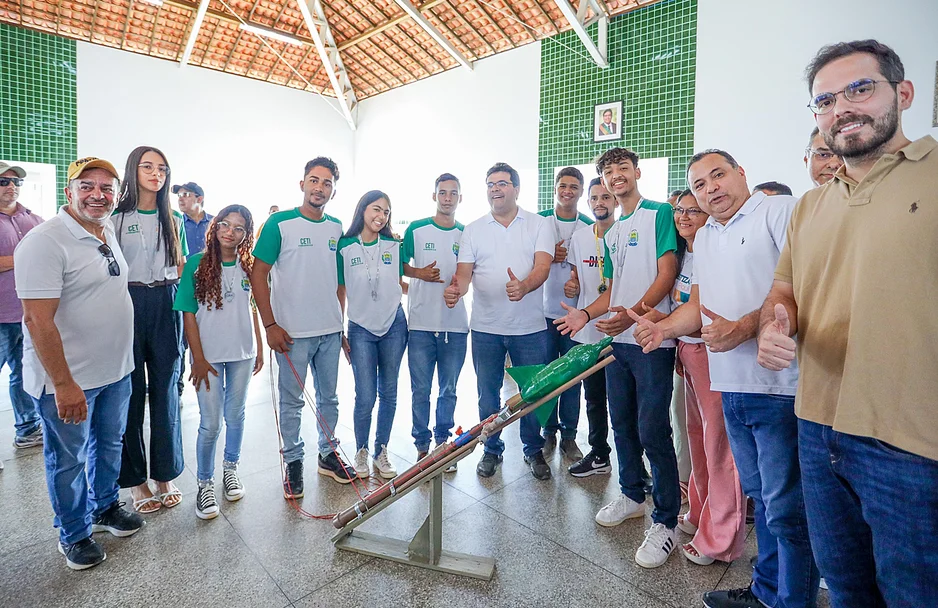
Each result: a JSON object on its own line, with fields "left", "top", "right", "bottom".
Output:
{"left": 614, "top": 198, "right": 644, "bottom": 275}
{"left": 358, "top": 237, "right": 380, "bottom": 301}
{"left": 593, "top": 225, "right": 608, "bottom": 294}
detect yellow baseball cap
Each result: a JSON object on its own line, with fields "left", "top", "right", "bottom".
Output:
{"left": 67, "top": 157, "right": 120, "bottom": 181}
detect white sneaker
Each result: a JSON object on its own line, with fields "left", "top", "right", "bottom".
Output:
{"left": 354, "top": 448, "right": 370, "bottom": 479}
{"left": 595, "top": 493, "right": 645, "bottom": 527}
{"left": 635, "top": 522, "right": 676, "bottom": 568}
{"left": 373, "top": 446, "right": 397, "bottom": 479}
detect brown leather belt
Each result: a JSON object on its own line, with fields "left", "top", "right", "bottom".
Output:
{"left": 128, "top": 280, "right": 179, "bottom": 288}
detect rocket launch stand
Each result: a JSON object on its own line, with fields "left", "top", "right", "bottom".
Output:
{"left": 331, "top": 462, "right": 496, "bottom": 580}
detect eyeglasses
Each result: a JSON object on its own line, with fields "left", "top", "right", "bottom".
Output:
{"left": 486, "top": 180, "right": 512, "bottom": 189}
{"left": 674, "top": 206, "right": 706, "bottom": 217}
{"left": 807, "top": 79, "right": 899, "bottom": 114}
{"left": 0, "top": 177, "right": 23, "bottom": 187}
{"left": 216, "top": 220, "right": 246, "bottom": 236}
{"left": 177, "top": 191, "right": 195, "bottom": 198}
{"left": 97, "top": 243, "right": 121, "bottom": 277}
{"left": 138, "top": 162, "right": 170, "bottom": 176}
{"left": 804, "top": 148, "right": 838, "bottom": 161}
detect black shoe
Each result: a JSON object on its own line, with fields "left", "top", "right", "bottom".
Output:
{"left": 524, "top": 451, "right": 552, "bottom": 480}
{"left": 58, "top": 537, "right": 106, "bottom": 571}
{"left": 746, "top": 496, "right": 755, "bottom": 524}
{"left": 559, "top": 438, "right": 583, "bottom": 462}
{"left": 702, "top": 584, "right": 763, "bottom": 608}
{"left": 283, "top": 460, "right": 304, "bottom": 499}
{"left": 92, "top": 501, "right": 144, "bottom": 537}
{"left": 318, "top": 451, "right": 356, "bottom": 485}
{"left": 749, "top": 555, "right": 757, "bottom": 569}
{"left": 568, "top": 450, "right": 612, "bottom": 477}
{"left": 542, "top": 433, "right": 557, "bottom": 453}
{"left": 643, "top": 469, "right": 654, "bottom": 495}
{"left": 476, "top": 452, "right": 502, "bottom": 478}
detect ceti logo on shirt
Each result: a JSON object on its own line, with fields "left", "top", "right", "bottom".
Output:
{"left": 424, "top": 242, "right": 436, "bottom": 251}
{"left": 452, "top": 243, "right": 460, "bottom": 256}
{"left": 127, "top": 224, "right": 140, "bottom": 234}
{"left": 328, "top": 237, "right": 337, "bottom": 251}
{"left": 241, "top": 278, "right": 251, "bottom": 291}
{"left": 350, "top": 257, "right": 362, "bottom": 267}
{"left": 299, "top": 237, "right": 313, "bottom": 247}
{"left": 628, "top": 229, "right": 639, "bottom": 247}
{"left": 381, "top": 252, "right": 393, "bottom": 265}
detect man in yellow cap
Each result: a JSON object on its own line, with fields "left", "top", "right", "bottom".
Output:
{"left": 15, "top": 157, "right": 143, "bottom": 571}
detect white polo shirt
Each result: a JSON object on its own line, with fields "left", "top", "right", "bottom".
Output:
{"left": 173, "top": 252, "right": 256, "bottom": 363}
{"left": 15, "top": 207, "right": 134, "bottom": 398}
{"left": 602, "top": 199, "right": 677, "bottom": 347}
{"left": 110, "top": 209, "right": 188, "bottom": 282}
{"left": 458, "top": 207, "right": 553, "bottom": 335}
{"left": 538, "top": 209, "right": 594, "bottom": 319}
{"left": 401, "top": 218, "right": 468, "bottom": 333}
{"left": 253, "top": 208, "right": 344, "bottom": 338}
{"left": 693, "top": 192, "right": 799, "bottom": 395}
{"left": 568, "top": 224, "right": 611, "bottom": 345}
{"left": 671, "top": 252, "right": 703, "bottom": 345}
{"left": 337, "top": 235, "right": 404, "bottom": 337}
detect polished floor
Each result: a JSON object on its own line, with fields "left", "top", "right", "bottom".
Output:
{"left": 0, "top": 356, "right": 829, "bottom": 608}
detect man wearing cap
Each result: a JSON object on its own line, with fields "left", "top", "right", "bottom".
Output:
{"left": 0, "top": 161, "right": 45, "bottom": 450}
{"left": 16, "top": 157, "right": 142, "bottom": 571}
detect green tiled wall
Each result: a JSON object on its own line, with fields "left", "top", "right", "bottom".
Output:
{"left": 538, "top": 0, "right": 697, "bottom": 208}
{"left": 0, "top": 24, "right": 78, "bottom": 208}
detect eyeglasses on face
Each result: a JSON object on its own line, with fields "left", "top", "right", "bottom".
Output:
{"left": 97, "top": 243, "right": 121, "bottom": 277}
{"left": 0, "top": 177, "right": 23, "bottom": 187}
{"left": 807, "top": 78, "right": 900, "bottom": 114}
{"left": 216, "top": 220, "right": 246, "bottom": 236}
{"left": 804, "top": 148, "right": 837, "bottom": 161}
{"left": 486, "top": 180, "right": 512, "bottom": 189}
{"left": 673, "top": 206, "right": 706, "bottom": 217}
{"left": 138, "top": 162, "right": 170, "bottom": 176}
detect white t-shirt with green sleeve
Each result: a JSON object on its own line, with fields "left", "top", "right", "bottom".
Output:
{"left": 337, "top": 234, "right": 404, "bottom": 337}
{"left": 538, "top": 209, "right": 593, "bottom": 319}
{"left": 111, "top": 209, "right": 189, "bottom": 283}
{"left": 173, "top": 252, "right": 256, "bottom": 364}
{"left": 252, "top": 208, "right": 344, "bottom": 338}
{"left": 601, "top": 199, "right": 678, "bottom": 347}
{"left": 401, "top": 218, "right": 468, "bottom": 333}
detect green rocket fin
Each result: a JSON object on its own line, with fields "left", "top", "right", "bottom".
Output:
{"left": 533, "top": 397, "right": 558, "bottom": 427}
{"left": 505, "top": 364, "right": 544, "bottom": 391}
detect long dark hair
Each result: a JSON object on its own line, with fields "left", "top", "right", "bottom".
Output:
{"left": 674, "top": 189, "right": 694, "bottom": 269}
{"left": 195, "top": 205, "right": 255, "bottom": 311}
{"left": 343, "top": 190, "right": 394, "bottom": 239}
{"left": 115, "top": 145, "right": 183, "bottom": 267}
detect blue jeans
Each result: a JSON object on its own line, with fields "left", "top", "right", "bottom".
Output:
{"left": 34, "top": 375, "right": 132, "bottom": 544}
{"left": 408, "top": 330, "right": 467, "bottom": 451}
{"left": 607, "top": 343, "right": 680, "bottom": 528}
{"left": 1, "top": 322, "right": 41, "bottom": 438}
{"left": 722, "top": 392, "right": 819, "bottom": 608}
{"left": 471, "top": 329, "right": 548, "bottom": 458}
{"left": 799, "top": 419, "right": 938, "bottom": 608}
{"left": 276, "top": 331, "right": 341, "bottom": 462}
{"left": 195, "top": 358, "right": 253, "bottom": 482}
{"left": 543, "top": 319, "right": 580, "bottom": 440}
{"left": 349, "top": 306, "right": 408, "bottom": 456}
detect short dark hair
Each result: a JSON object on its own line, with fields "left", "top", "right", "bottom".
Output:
{"left": 753, "top": 181, "right": 793, "bottom": 196}
{"left": 434, "top": 173, "right": 460, "bottom": 190}
{"left": 588, "top": 177, "right": 604, "bottom": 190}
{"left": 486, "top": 162, "right": 520, "bottom": 187}
{"left": 555, "top": 167, "right": 584, "bottom": 186}
{"left": 669, "top": 189, "right": 684, "bottom": 198}
{"left": 807, "top": 126, "right": 820, "bottom": 149}
{"left": 602, "top": 109, "right": 612, "bottom": 116}
{"left": 805, "top": 39, "right": 904, "bottom": 93}
{"left": 686, "top": 149, "right": 739, "bottom": 181}
{"left": 304, "top": 156, "right": 340, "bottom": 181}
{"left": 595, "top": 148, "right": 639, "bottom": 175}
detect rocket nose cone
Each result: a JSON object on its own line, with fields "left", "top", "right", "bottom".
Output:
{"left": 598, "top": 336, "right": 613, "bottom": 348}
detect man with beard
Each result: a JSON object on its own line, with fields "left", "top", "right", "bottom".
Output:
{"left": 803, "top": 127, "right": 844, "bottom": 187}
{"left": 759, "top": 40, "right": 938, "bottom": 606}
{"left": 252, "top": 157, "right": 356, "bottom": 497}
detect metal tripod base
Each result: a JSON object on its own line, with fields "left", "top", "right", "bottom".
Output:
{"left": 333, "top": 474, "right": 495, "bottom": 580}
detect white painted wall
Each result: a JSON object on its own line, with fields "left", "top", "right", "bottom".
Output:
{"left": 695, "top": 0, "right": 938, "bottom": 196}
{"left": 352, "top": 43, "right": 542, "bottom": 228}
{"left": 76, "top": 42, "right": 355, "bottom": 226}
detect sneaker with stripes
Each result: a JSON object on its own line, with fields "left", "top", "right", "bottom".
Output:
{"left": 635, "top": 522, "right": 676, "bottom": 568}
{"left": 196, "top": 483, "right": 219, "bottom": 520}
{"left": 223, "top": 467, "right": 245, "bottom": 501}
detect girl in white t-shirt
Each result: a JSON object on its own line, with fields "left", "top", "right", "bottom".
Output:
{"left": 336, "top": 191, "right": 408, "bottom": 481}
{"left": 173, "top": 205, "right": 263, "bottom": 520}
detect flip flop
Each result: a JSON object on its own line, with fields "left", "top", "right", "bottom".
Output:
{"left": 681, "top": 541, "right": 715, "bottom": 566}
{"left": 158, "top": 488, "right": 183, "bottom": 508}
{"left": 133, "top": 495, "right": 162, "bottom": 514}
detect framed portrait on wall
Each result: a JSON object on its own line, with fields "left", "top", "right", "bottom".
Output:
{"left": 593, "top": 100, "right": 623, "bottom": 142}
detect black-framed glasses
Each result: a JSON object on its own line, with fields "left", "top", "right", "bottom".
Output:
{"left": 0, "top": 177, "right": 24, "bottom": 187}
{"left": 98, "top": 244, "right": 121, "bottom": 277}
{"left": 807, "top": 79, "right": 900, "bottom": 114}
{"left": 674, "top": 206, "right": 706, "bottom": 217}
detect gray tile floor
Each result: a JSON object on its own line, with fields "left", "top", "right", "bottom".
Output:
{"left": 0, "top": 358, "right": 829, "bottom": 608}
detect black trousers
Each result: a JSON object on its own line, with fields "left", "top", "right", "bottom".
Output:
{"left": 118, "top": 284, "right": 185, "bottom": 487}
{"left": 583, "top": 366, "right": 610, "bottom": 458}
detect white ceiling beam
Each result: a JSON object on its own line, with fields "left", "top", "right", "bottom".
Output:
{"left": 391, "top": 0, "right": 472, "bottom": 70}
{"left": 179, "top": 0, "right": 211, "bottom": 67}
{"left": 554, "top": 0, "right": 608, "bottom": 68}
{"left": 297, "top": 0, "right": 359, "bottom": 130}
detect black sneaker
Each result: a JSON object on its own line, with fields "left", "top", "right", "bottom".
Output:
{"left": 92, "top": 501, "right": 144, "bottom": 537}
{"left": 559, "top": 438, "right": 583, "bottom": 462}
{"left": 702, "top": 584, "right": 764, "bottom": 608}
{"left": 283, "top": 460, "right": 304, "bottom": 499}
{"left": 476, "top": 452, "right": 502, "bottom": 478}
{"left": 223, "top": 467, "right": 245, "bottom": 501}
{"left": 542, "top": 433, "right": 557, "bottom": 453}
{"left": 317, "top": 451, "right": 356, "bottom": 485}
{"left": 58, "top": 537, "right": 106, "bottom": 571}
{"left": 524, "top": 451, "right": 552, "bottom": 480}
{"left": 196, "top": 483, "right": 220, "bottom": 520}
{"left": 568, "top": 450, "right": 612, "bottom": 477}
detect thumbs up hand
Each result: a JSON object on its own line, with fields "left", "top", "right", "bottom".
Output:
{"left": 628, "top": 307, "right": 665, "bottom": 353}
{"left": 553, "top": 240, "right": 568, "bottom": 264}
{"left": 700, "top": 304, "right": 744, "bottom": 353}
{"left": 416, "top": 260, "right": 443, "bottom": 283}
{"left": 444, "top": 275, "right": 462, "bottom": 309}
{"left": 757, "top": 304, "right": 797, "bottom": 371}
{"left": 563, "top": 268, "right": 580, "bottom": 298}
{"left": 506, "top": 268, "right": 528, "bottom": 302}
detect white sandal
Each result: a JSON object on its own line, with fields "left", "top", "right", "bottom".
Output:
{"left": 132, "top": 495, "right": 162, "bottom": 514}
{"left": 681, "top": 541, "right": 715, "bottom": 565}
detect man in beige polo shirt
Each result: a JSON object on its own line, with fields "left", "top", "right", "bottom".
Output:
{"left": 758, "top": 39, "right": 937, "bottom": 607}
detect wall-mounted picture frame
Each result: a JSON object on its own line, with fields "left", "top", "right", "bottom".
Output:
{"left": 594, "top": 100, "right": 623, "bottom": 143}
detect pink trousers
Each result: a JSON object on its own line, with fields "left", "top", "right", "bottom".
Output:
{"left": 678, "top": 341, "right": 747, "bottom": 562}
